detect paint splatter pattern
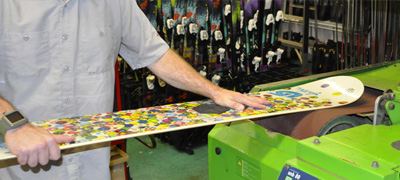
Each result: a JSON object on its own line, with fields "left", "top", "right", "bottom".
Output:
{"left": 29, "top": 87, "right": 344, "bottom": 145}
{"left": 0, "top": 76, "right": 362, "bottom": 157}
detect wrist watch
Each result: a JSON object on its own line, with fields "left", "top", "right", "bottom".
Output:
{"left": 0, "top": 110, "right": 29, "bottom": 136}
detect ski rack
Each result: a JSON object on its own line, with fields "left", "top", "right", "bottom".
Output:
{"left": 278, "top": 0, "right": 310, "bottom": 73}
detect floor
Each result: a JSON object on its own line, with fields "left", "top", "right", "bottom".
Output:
{"left": 126, "top": 136, "right": 209, "bottom": 180}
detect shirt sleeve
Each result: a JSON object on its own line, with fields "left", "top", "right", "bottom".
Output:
{"left": 118, "top": 0, "right": 169, "bottom": 70}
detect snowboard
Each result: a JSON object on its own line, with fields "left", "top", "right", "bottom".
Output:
{"left": 0, "top": 76, "right": 364, "bottom": 160}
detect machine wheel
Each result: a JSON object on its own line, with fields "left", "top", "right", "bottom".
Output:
{"left": 316, "top": 115, "right": 363, "bottom": 136}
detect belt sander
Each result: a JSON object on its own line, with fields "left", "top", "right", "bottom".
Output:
{"left": 208, "top": 61, "right": 400, "bottom": 180}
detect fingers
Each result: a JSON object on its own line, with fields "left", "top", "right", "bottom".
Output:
{"left": 16, "top": 142, "right": 48, "bottom": 167}
{"left": 215, "top": 90, "right": 270, "bottom": 111}
{"left": 6, "top": 125, "right": 75, "bottom": 167}
{"left": 46, "top": 136, "right": 61, "bottom": 162}
{"left": 35, "top": 134, "right": 75, "bottom": 163}
{"left": 249, "top": 95, "right": 270, "bottom": 105}
{"left": 49, "top": 135, "right": 75, "bottom": 161}
{"left": 230, "top": 102, "right": 245, "bottom": 111}
{"left": 54, "top": 135, "right": 76, "bottom": 144}
{"left": 38, "top": 143, "right": 50, "bottom": 166}
{"left": 243, "top": 95, "right": 270, "bottom": 108}
{"left": 16, "top": 152, "right": 28, "bottom": 166}
{"left": 28, "top": 149, "right": 40, "bottom": 167}
{"left": 231, "top": 94, "right": 268, "bottom": 110}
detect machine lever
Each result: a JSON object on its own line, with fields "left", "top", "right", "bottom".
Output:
{"left": 373, "top": 89, "right": 394, "bottom": 125}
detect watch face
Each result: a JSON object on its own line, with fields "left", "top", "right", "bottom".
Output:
{"left": 7, "top": 111, "right": 25, "bottom": 123}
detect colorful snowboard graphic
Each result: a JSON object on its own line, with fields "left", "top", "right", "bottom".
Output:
{"left": 0, "top": 76, "right": 364, "bottom": 160}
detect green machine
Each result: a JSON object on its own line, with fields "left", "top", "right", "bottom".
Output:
{"left": 209, "top": 61, "right": 400, "bottom": 179}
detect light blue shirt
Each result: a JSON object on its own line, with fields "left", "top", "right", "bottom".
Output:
{"left": 0, "top": 0, "right": 169, "bottom": 179}
{"left": 0, "top": 0, "right": 169, "bottom": 122}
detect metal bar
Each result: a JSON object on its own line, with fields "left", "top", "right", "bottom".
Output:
{"left": 283, "top": 13, "right": 304, "bottom": 22}
{"left": 360, "top": 0, "right": 364, "bottom": 66}
{"left": 302, "top": 0, "right": 310, "bottom": 72}
{"left": 278, "top": 38, "right": 303, "bottom": 49}
{"left": 314, "top": 0, "right": 318, "bottom": 42}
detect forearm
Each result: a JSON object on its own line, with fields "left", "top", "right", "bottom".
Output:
{"left": 147, "top": 49, "right": 222, "bottom": 100}
{"left": 147, "top": 49, "right": 269, "bottom": 111}
{"left": 0, "top": 96, "right": 15, "bottom": 118}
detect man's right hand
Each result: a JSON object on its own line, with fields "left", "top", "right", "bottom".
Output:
{"left": 4, "top": 123, "right": 75, "bottom": 167}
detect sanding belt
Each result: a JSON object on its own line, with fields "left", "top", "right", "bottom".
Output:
{"left": 254, "top": 87, "right": 382, "bottom": 140}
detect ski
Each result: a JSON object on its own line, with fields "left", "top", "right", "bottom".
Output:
{"left": 230, "top": 0, "right": 243, "bottom": 75}
{"left": 242, "top": 0, "right": 253, "bottom": 75}
{"left": 217, "top": 0, "right": 237, "bottom": 90}
{"left": 273, "top": 1, "right": 283, "bottom": 66}
{"left": 208, "top": 0, "right": 224, "bottom": 82}
{"left": 259, "top": 0, "right": 272, "bottom": 72}
{"left": 195, "top": 0, "right": 210, "bottom": 73}
{"left": 161, "top": 0, "right": 174, "bottom": 47}
{"left": 220, "top": 0, "right": 232, "bottom": 72}
{"left": 262, "top": 0, "right": 275, "bottom": 68}
{"left": 182, "top": 0, "right": 197, "bottom": 65}
{"left": 171, "top": 0, "right": 186, "bottom": 55}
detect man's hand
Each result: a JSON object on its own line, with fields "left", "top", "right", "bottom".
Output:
{"left": 211, "top": 88, "right": 270, "bottom": 111}
{"left": 5, "top": 123, "right": 75, "bottom": 167}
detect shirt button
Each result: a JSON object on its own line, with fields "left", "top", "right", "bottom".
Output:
{"left": 63, "top": 66, "right": 70, "bottom": 72}
{"left": 64, "top": 97, "right": 71, "bottom": 104}
{"left": 23, "top": 35, "right": 30, "bottom": 41}
{"left": 99, "top": 31, "right": 105, "bottom": 37}
{"left": 62, "top": 34, "right": 68, "bottom": 41}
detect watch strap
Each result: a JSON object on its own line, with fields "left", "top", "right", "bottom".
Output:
{"left": 0, "top": 110, "right": 29, "bottom": 136}
{"left": 0, "top": 116, "right": 8, "bottom": 136}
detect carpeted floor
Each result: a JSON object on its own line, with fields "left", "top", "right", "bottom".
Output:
{"left": 126, "top": 136, "right": 209, "bottom": 180}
